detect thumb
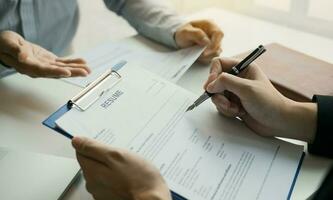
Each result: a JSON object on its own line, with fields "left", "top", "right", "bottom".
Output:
{"left": 72, "top": 136, "right": 110, "bottom": 164}
{"left": 207, "top": 73, "right": 251, "bottom": 97}
{"left": 185, "top": 27, "right": 210, "bottom": 46}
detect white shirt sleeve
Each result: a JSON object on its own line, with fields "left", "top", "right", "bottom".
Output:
{"left": 103, "top": 0, "right": 186, "bottom": 48}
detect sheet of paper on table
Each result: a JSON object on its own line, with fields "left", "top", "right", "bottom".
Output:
{"left": 63, "top": 36, "right": 205, "bottom": 88}
{"left": 55, "top": 64, "right": 303, "bottom": 200}
{"left": 0, "top": 147, "right": 80, "bottom": 200}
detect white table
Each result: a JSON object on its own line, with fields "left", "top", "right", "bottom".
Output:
{"left": 0, "top": 7, "right": 332, "bottom": 200}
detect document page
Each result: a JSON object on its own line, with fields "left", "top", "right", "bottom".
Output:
{"left": 64, "top": 37, "right": 204, "bottom": 87}
{"left": 56, "top": 65, "right": 303, "bottom": 200}
{"left": 0, "top": 147, "right": 80, "bottom": 200}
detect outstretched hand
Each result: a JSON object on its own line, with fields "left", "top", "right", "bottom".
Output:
{"left": 0, "top": 31, "right": 90, "bottom": 78}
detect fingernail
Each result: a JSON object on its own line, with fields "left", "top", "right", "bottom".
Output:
{"left": 207, "top": 81, "right": 215, "bottom": 92}
{"left": 211, "top": 60, "right": 220, "bottom": 74}
{"left": 204, "top": 36, "right": 210, "bottom": 42}
{"left": 72, "top": 137, "right": 82, "bottom": 149}
{"left": 203, "top": 49, "right": 212, "bottom": 56}
{"left": 201, "top": 37, "right": 210, "bottom": 46}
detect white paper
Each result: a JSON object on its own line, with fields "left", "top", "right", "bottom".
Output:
{"left": 56, "top": 65, "right": 303, "bottom": 200}
{"left": 0, "top": 147, "right": 79, "bottom": 200}
{"left": 64, "top": 37, "right": 204, "bottom": 87}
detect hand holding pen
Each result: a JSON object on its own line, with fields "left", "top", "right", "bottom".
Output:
{"left": 186, "top": 48, "right": 317, "bottom": 142}
{"left": 186, "top": 45, "right": 266, "bottom": 112}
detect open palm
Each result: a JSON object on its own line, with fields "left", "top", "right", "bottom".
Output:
{"left": 0, "top": 31, "right": 90, "bottom": 78}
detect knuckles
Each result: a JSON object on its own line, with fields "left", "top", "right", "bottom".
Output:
{"left": 106, "top": 150, "right": 126, "bottom": 163}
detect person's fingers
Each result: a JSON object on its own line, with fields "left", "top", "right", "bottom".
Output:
{"left": 180, "top": 26, "right": 210, "bottom": 47}
{"left": 204, "top": 32, "right": 223, "bottom": 56}
{"left": 198, "top": 48, "right": 222, "bottom": 64}
{"left": 212, "top": 94, "right": 230, "bottom": 108}
{"left": 210, "top": 57, "right": 223, "bottom": 74}
{"left": 76, "top": 153, "right": 109, "bottom": 180}
{"left": 28, "top": 63, "right": 71, "bottom": 78}
{"left": 218, "top": 58, "right": 265, "bottom": 81}
{"left": 203, "top": 73, "right": 218, "bottom": 90}
{"left": 66, "top": 67, "right": 89, "bottom": 77}
{"left": 72, "top": 137, "right": 112, "bottom": 164}
{"left": 54, "top": 62, "right": 91, "bottom": 74}
{"left": 43, "top": 66, "right": 72, "bottom": 78}
{"left": 56, "top": 57, "right": 87, "bottom": 64}
{"left": 76, "top": 153, "right": 114, "bottom": 193}
{"left": 218, "top": 58, "right": 239, "bottom": 72}
{"left": 212, "top": 95, "right": 242, "bottom": 117}
{"left": 209, "top": 30, "right": 223, "bottom": 51}
{"left": 65, "top": 63, "right": 91, "bottom": 74}
{"left": 191, "top": 20, "right": 223, "bottom": 51}
{"left": 203, "top": 58, "right": 222, "bottom": 89}
{"left": 207, "top": 73, "right": 251, "bottom": 97}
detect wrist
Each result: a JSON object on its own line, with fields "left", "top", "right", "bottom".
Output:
{"left": 133, "top": 187, "right": 172, "bottom": 200}
{"left": 283, "top": 100, "right": 317, "bottom": 142}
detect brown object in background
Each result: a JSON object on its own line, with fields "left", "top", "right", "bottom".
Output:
{"left": 234, "top": 43, "right": 333, "bottom": 102}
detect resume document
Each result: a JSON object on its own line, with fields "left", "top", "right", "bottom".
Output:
{"left": 64, "top": 36, "right": 204, "bottom": 87}
{"left": 56, "top": 65, "right": 303, "bottom": 200}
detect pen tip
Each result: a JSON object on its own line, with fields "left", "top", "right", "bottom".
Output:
{"left": 185, "top": 105, "right": 195, "bottom": 112}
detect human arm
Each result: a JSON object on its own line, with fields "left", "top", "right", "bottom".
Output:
{"left": 0, "top": 31, "right": 90, "bottom": 78}
{"left": 72, "top": 137, "right": 171, "bottom": 200}
{"left": 103, "top": 0, "right": 223, "bottom": 63}
{"left": 204, "top": 57, "right": 318, "bottom": 143}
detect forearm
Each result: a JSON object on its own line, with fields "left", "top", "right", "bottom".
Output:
{"left": 284, "top": 100, "right": 317, "bottom": 143}
{"left": 134, "top": 189, "right": 172, "bottom": 200}
{"left": 103, "top": 0, "right": 185, "bottom": 48}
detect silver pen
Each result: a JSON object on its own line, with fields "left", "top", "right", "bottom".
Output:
{"left": 186, "top": 45, "right": 266, "bottom": 112}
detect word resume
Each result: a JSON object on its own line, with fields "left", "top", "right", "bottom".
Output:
{"left": 56, "top": 65, "right": 303, "bottom": 200}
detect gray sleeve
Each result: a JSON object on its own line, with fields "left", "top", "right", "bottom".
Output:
{"left": 103, "top": 0, "right": 186, "bottom": 49}
{"left": 0, "top": 63, "right": 16, "bottom": 78}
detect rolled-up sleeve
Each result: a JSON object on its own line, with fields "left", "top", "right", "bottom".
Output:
{"left": 103, "top": 0, "right": 186, "bottom": 48}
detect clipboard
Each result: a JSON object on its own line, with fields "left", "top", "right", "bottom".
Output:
{"left": 43, "top": 61, "right": 304, "bottom": 200}
{"left": 42, "top": 60, "right": 188, "bottom": 200}
{"left": 43, "top": 60, "right": 125, "bottom": 139}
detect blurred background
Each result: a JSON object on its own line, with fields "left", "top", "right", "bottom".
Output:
{"left": 73, "top": 0, "right": 333, "bottom": 52}
{"left": 171, "top": 0, "right": 333, "bottom": 38}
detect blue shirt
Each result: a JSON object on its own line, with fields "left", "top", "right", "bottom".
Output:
{"left": 0, "top": 0, "right": 184, "bottom": 77}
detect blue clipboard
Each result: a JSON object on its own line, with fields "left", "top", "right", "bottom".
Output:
{"left": 42, "top": 60, "right": 187, "bottom": 200}
{"left": 42, "top": 60, "right": 304, "bottom": 200}
{"left": 43, "top": 60, "right": 127, "bottom": 139}
{"left": 42, "top": 104, "right": 304, "bottom": 200}
{"left": 43, "top": 105, "right": 304, "bottom": 200}
{"left": 42, "top": 103, "right": 188, "bottom": 200}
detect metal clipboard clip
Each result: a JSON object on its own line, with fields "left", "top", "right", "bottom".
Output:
{"left": 67, "top": 62, "right": 125, "bottom": 111}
